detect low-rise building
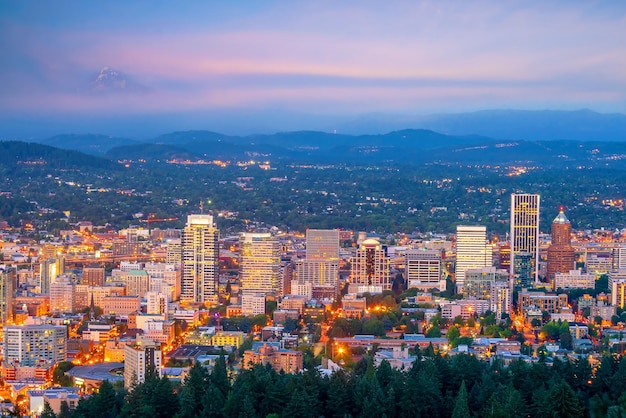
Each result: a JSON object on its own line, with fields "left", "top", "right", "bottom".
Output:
{"left": 554, "top": 270, "right": 595, "bottom": 290}
{"left": 211, "top": 331, "right": 245, "bottom": 349}
{"left": 242, "top": 344, "right": 303, "bottom": 373}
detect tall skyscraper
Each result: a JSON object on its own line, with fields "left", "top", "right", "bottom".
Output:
{"left": 239, "top": 233, "right": 281, "bottom": 296}
{"left": 181, "top": 214, "right": 219, "bottom": 304}
{"left": 0, "top": 266, "right": 15, "bottom": 325}
{"left": 546, "top": 209, "right": 575, "bottom": 282}
{"left": 455, "top": 225, "right": 492, "bottom": 292}
{"left": 349, "top": 238, "right": 391, "bottom": 293}
{"left": 510, "top": 193, "right": 540, "bottom": 287}
{"left": 294, "top": 229, "right": 340, "bottom": 299}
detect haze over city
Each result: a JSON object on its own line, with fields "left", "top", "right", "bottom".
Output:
{"left": 2, "top": 1, "right": 626, "bottom": 137}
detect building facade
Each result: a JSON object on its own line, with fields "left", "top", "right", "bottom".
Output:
{"left": 405, "top": 248, "right": 445, "bottom": 291}
{"left": 0, "top": 266, "right": 15, "bottom": 324}
{"left": 455, "top": 226, "right": 492, "bottom": 292}
{"left": 546, "top": 210, "right": 575, "bottom": 283}
{"left": 463, "top": 267, "right": 508, "bottom": 300}
{"left": 239, "top": 233, "right": 281, "bottom": 296}
{"left": 349, "top": 238, "right": 391, "bottom": 293}
{"left": 510, "top": 193, "right": 540, "bottom": 286}
{"left": 181, "top": 214, "right": 219, "bottom": 304}
{"left": 123, "top": 337, "right": 162, "bottom": 388}
{"left": 3, "top": 324, "right": 66, "bottom": 366}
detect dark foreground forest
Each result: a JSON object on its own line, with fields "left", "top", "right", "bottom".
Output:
{"left": 39, "top": 349, "right": 626, "bottom": 418}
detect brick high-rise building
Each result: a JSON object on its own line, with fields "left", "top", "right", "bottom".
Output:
{"left": 546, "top": 209, "right": 575, "bottom": 282}
{"left": 82, "top": 265, "right": 105, "bottom": 287}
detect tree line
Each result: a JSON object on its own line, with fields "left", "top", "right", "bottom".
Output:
{"left": 37, "top": 348, "right": 626, "bottom": 418}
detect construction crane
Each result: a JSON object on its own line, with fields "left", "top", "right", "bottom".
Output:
{"left": 140, "top": 215, "right": 179, "bottom": 232}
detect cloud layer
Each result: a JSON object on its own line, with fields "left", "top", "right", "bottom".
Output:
{"left": 1, "top": 1, "right": 625, "bottom": 120}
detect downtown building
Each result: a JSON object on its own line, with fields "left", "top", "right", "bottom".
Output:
{"left": 3, "top": 324, "right": 67, "bottom": 366}
{"left": 239, "top": 233, "right": 281, "bottom": 297}
{"left": 293, "top": 229, "right": 340, "bottom": 300}
{"left": 405, "top": 248, "right": 445, "bottom": 291}
{"left": 455, "top": 225, "right": 492, "bottom": 293}
{"left": 123, "top": 336, "right": 162, "bottom": 389}
{"left": 546, "top": 209, "right": 575, "bottom": 283}
{"left": 348, "top": 238, "right": 391, "bottom": 294}
{"left": 510, "top": 193, "right": 540, "bottom": 287}
{"left": 0, "top": 266, "right": 15, "bottom": 325}
{"left": 181, "top": 214, "right": 219, "bottom": 304}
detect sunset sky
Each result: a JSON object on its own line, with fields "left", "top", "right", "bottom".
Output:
{"left": 1, "top": 1, "right": 625, "bottom": 136}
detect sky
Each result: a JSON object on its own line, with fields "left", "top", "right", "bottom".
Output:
{"left": 1, "top": 1, "right": 626, "bottom": 137}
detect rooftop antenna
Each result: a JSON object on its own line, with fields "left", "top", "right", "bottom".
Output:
{"left": 199, "top": 200, "right": 204, "bottom": 214}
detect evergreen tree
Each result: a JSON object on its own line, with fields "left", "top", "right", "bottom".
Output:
{"left": 500, "top": 384, "right": 525, "bottom": 418}
{"left": 237, "top": 394, "right": 256, "bottom": 418}
{"left": 211, "top": 354, "right": 230, "bottom": 398}
{"left": 58, "top": 401, "right": 71, "bottom": 418}
{"left": 200, "top": 384, "right": 226, "bottom": 418}
{"left": 284, "top": 388, "right": 315, "bottom": 418}
{"left": 326, "top": 371, "right": 350, "bottom": 418}
{"left": 178, "top": 362, "right": 209, "bottom": 418}
{"left": 530, "top": 386, "right": 551, "bottom": 418}
{"left": 483, "top": 393, "right": 506, "bottom": 418}
{"left": 451, "top": 381, "right": 471, "bottom": 418}
{"left": 611, "top": 357, "right": 626, "bottom": 400}
{"left": 594, "top": 355, "right": 616, "bottom": 395}
{"left": 547, "top": 380, "right": 584, "bottom": 418}
{"left": 352, "top": 361, "right": 386, "bottom": 418}
{"left": 154, "top": 376, "right": 179, "bottom": 418}
{"left": 41, "top": 402, "right": 56, "bottom": 418}
{"left": 375, "top": 359, "right": 394, "bottom": 391}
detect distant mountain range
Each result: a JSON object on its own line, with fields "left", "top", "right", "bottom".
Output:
{"left": 9, "top": 127, "right": 626, "bottom": 170}
{"left": 1, "top": 109, "right": 625, "bottom": 141}
{"left": 350, "top": 109, "right": 626, "bottom": 141}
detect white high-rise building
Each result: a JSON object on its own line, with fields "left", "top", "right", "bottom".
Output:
{"left": 123, "top": 337, "right": 162, "bottom": 389}
{"left": 510, "top": 193, "right": 540, "bottom": 286}
{"left": 490, "top": 281, "right": 512, "bottom": 319}
{"left": 181, "top": 215, "right": 219, "bottom": 304}
{"left": 240, "top": 233, "right": 281, "bottom": 296}
{"left": 3, "top": 324, "right": 66, "bottom": 366}
{"left": 455, "top": 226, "right": 492, "bottom": 292}
{"left": 463, "top": 267, "right": 507, "bottom": 300}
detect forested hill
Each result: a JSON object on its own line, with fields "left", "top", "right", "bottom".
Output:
{"left": 18, "top": 128, "right": 626, "bottom": 168}
{"left": 0, "top": 141, "right": 119, "bottom": 170}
